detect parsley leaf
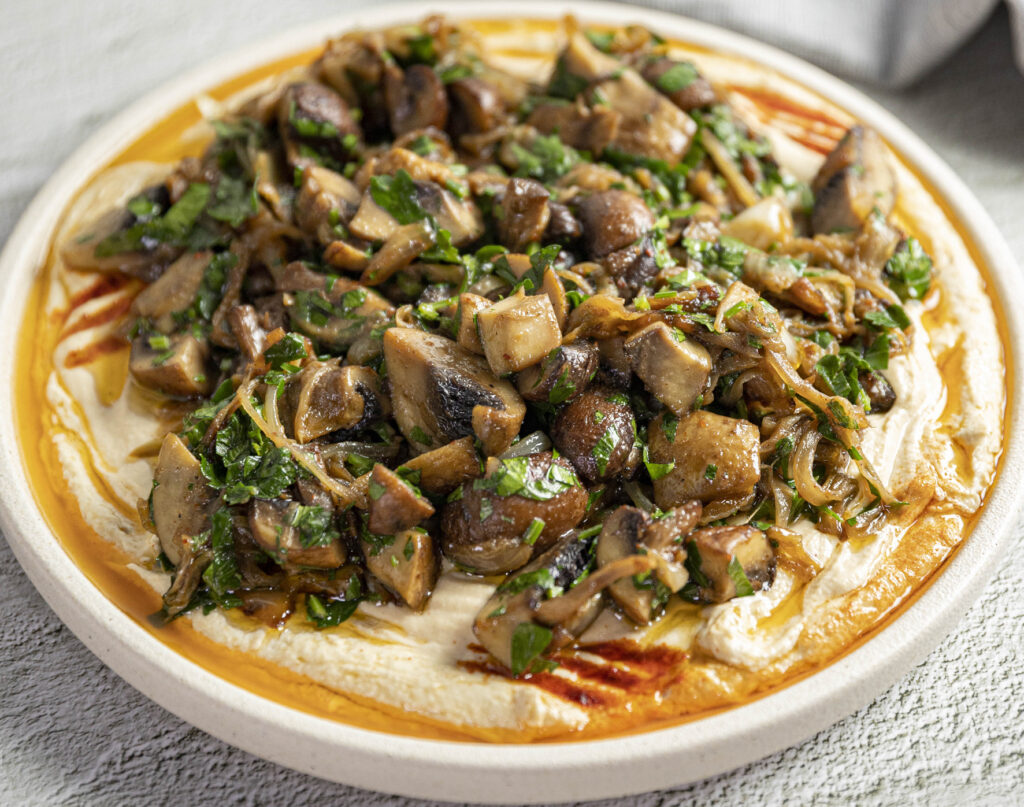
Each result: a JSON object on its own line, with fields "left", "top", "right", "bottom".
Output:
{"left": 370, "top": 169, "right": 428, "bottom": 224}
{"left": 510, "top": 133, "right": 581, "bottom": 184}
{"left": 655, "top": 62, "right": 698, "bottom": 93}
{"left": 200, "top": 508, "right": 242, "bottom": 608}
{"left": 286, "top": 505, "right": 339, "bottom": 549}
{"left": 884, "top": 238, "right": 932, "bottom": 301}
{"left": 509, "top": 622, "right": 554, "bottom": 676}
{"left": 592, "top": 425, "right": 620, "bottom": 476}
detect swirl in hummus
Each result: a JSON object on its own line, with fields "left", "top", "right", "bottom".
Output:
{"left": 29, "top": 15, "right": 1004, "bottom": 741}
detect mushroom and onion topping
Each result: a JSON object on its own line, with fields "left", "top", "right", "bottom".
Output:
{"left": 81, "top": 15, "right": 933, "bottom": 676}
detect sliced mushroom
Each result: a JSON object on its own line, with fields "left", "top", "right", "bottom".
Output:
{"left": 497, "top": 178, "right": 550, "bottom": 252}
{"left": 648, "top": 411, "right": 761, "bottom": 509}
{"left": 278, "top": 82, "right": 361, "bottom": 168}
{"left": 295, "top": 166, "right": 362, "bottom": 246}
{"left": 132, "top": 250, "right": 211, "bottom": 332}
{"left": 550, "top": 385, "right": 640, "bottom": 483}
{"left": 287, "top": 362, "right": 389, "bottom": 443}
{"left": 367, "top": 463, "right": 435, "bottom": 534}
{"left": 284, "top": 275, "right": 394, "bottom": 352}
{"left": 385, "top": 63, "right": 449, "bottom": 136}
{"left": 448, "top": 77, "right": 504, "bottom": 137}
{"left": 473, "top": 531, "right": 655, "bottom": 673}
{"left": 476, "top": 289, "right": 564, "bottom": 376}
{"left": 456, "top": 292, "right": 490, "bottom": 355}
{"left": 348, "top": 180, "right": 483, "bottom": 246}
{"left": 740, "top": 251, "right": 828, "bottom": 317}
{"left": 361, "top": 219, "right": 436, "bottom": 286}
{"left": 151, "top": 433, "right": 218, "bottom": 566}
{"left": 541, "top": 268, "right": 570, "bottom": 331}
{"left": 130, "top": 333, "right": 215, "bottom": 398}
{"left": 811, "top": 125, "right": 896, "bottom": 235}
{"left": 641, "top": 58, "right": 716, "bottom": 111}
{"left": 440, "top": 452, "right": 587, "bottom": 574}
{"left": 526, "top": 99, "right": 621, "bottom": 154}
{"left": 576, "top": 190, "right": 654, "bottom": 259}
{"left": 226, "top": 304, "right": 267, "bottom": 364}
{"left": 686, "top": 525, "right": 775, "bottom": 603}
{"left": 361, "top": 526, "right": 438, "bottom": 609}
{"left": 162, "top": 538, "right": 212, "bottom": 617}
{"left": 515, "top": 341, "right": 598, "bottom": 404}
{"left": 248, "top": 498, "right": 348, "bottom": 569}
{"left": 382, "top": 327, "right": 525, "bottom": 455}
{"left": 623, "top": 322, "right": 711, "bottom": 416}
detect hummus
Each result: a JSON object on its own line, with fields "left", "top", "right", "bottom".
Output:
{"left": 22, "top": 17, "right": 1005, "bottom": 742}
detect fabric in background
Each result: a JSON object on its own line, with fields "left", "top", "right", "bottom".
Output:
{"left": 629, "top": 0, "right": 1003, "bottom": 86}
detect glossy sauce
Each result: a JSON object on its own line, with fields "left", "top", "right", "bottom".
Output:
{"left": 14, "top": 17, "right": 1012, "bottom": 744}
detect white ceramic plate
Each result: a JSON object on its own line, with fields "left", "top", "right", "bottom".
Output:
{"left": 1, "top": 2, "right": 1021, "bottom": 802}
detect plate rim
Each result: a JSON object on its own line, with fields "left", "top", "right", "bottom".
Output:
{"left": 0, "top": 1, "right": 1020, "bottom": 802}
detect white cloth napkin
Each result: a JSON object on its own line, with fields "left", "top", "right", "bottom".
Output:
{"left": 631, "top": 0, "right": 1011, "bottom": 86}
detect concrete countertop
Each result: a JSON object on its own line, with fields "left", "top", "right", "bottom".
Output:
{"left": 1, "top": 2, "right": 1021, "bottom": 804}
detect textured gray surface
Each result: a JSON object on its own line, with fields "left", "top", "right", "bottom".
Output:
{"left": 1, "top": 2, "right": 1022, "bottom": 805}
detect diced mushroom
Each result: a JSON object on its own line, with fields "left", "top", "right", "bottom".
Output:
{"left": 295, "top": 166, "right": 362, "bottom": 246}
{"left": 447, "top": 77, "right": 504, "bottom": 137}
{"left": 440, "top": 452, "right": 588, "bottom": 574}
{"left": 623, "top": 322, "right": 711, "bottom": 416}
{"left": 559, "top": 33, "right": 696, "bottom": 164}
{"left": 361, "top": 526, "right": 438, "bottom": 609}
{"left": 541, "top": 268, "right": 570, "bottom": 330}
{"left": 550, "top": 385, "right": 640, "bottom": 483}
{"left": 287, "top": 362, "right": 389, "bottom": 443}
{"left": 516, "top": 341, "right": 598, "bottom": 404}
{"left": 382, "top": 328, "right": 525, "bottom": 455}
{"left": 132, "top": 250, "right": 211, "bottom": 332}
{"left": 497, "top": 178, "right": 550, "bottom": 252}
{"left": 278, "top": 82, "right": 361, "bottom": 168}
{"left": 641, "top": 59, "right": 716, "bottom": 111}
{"left": 811, "top": 125, "right": 896, "bottom": 234}
{"left": 150, "top": 433, "right": 218, "bottom": 565}
{"left": 859, "top": 369, "right": 897, "bottom": 413}
{"left": 686, "top": 525, "right": 775, "bottom": 603}
{"left": 473, "top": 531, "right": 655, "bottom": 673}
{"left": 248, "top": 498, "right": 348, "bottom": 569}
{"left": 456, "top": 292, "right": 490, "bottom": 354}
{"left": 476, "top": 289, "right": 563, "bottom": 376}
{"left": 648, "top": 411, "right": 761, "bottom": 509}
{"left": 385, "top": 63, "right": 449, "bottom": 136}
{"left": 367, "top": 463, "right": 435, "bottom": 534}
{"left": 526, "top": 99, "right": 621, "bottom": 154}
{"left": 576, "top": 190, "right": 655, "bottom": 259}
{"left": 130, "top": 333, "right": 215, "bottom": 397}
{"left": 721, "top": 197, "right": 794, "bottom": 252}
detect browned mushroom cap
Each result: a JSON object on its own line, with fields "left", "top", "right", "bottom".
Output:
{"left": 383, "top": 327, "right": 525, "bottom": 455}
{"left": 440, "top": 452, "right": 588, "bottom": 574}
{"left": 151, "top": 433, "right": 218, "bottom": 566}
{"left": 497, "top": 178, "right": 551, "bottom": 252}
{"left": 648, "top": 411, "right": 760, "bottom": 510}
{"left": 859, "top": 369, "right": 896, "bottom": 413}
{"left": 551, "top": 386, "right": 640, "bottom": 483}
{"left": 576, "top": 190, "right": 655, "bottom": 259}
{"left": 623, "top": 322, "right": 711, "bottom": 416}
{"left": 641, "top": 59, "right": 716, "bottom": 111}
{"left": 367, "top": 464, "right": 435, "bottom": 535}
{"left": 516, "top": 341, "right": 599, "bottom": 404}
{"left": 473, "top": 531, "right": 656, "bottom": 674}
{"left": 447, "top": 77, "right": 504, "bottom": 137}
{"left": 294, "top": 166, "right": 362, "bottom": 246}
{"left": 811, "top": 125, "right": 895, "bottom": 234}
{"left": 130, "top": 333, "right": 215, "bottom": 398}
{"left": 287, "top": 362, "right": 390, "bottom": 443}
{"left": 546, "top": 202, "right": 583, "bottom": 243}
{"left": 686, "top": 525, "right": 775, "bottom": 603}
{"left": 600, "top": 233, "right": 662, "bottom": 299}
{"left": 248, "top": 498, "right": 348, "bottom": 569}
{"left": 278, "top": 82, "right": 361, "bottom": 167}
{"left": 360, "top": 526, "right": 438, "bottom": 609}
{"left": 132, "top": 250, "right": 211, "bottom": 332}
{"left": 385, "top": 63, "right": 449, "bottom": 137}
